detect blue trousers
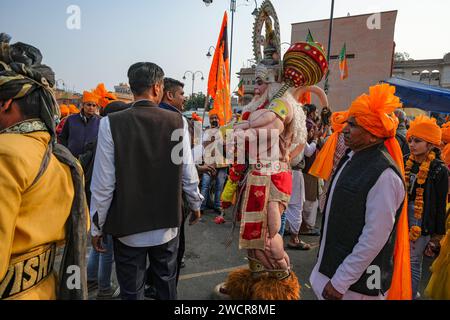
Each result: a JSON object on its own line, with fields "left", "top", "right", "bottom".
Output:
{"left": 200, "top": 168, "right": 228, "bottom": 210}
{"left": 87, "top": 234, "right": 114, "bottom": 291}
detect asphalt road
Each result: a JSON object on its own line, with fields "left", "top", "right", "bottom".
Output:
{"left": 81, "top": 208, "right": 433, "bottom": 300}
{"left": 177, "top": 209, "right": 433, "bottom": 300}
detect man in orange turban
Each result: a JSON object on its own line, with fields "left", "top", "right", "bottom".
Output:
{"left": 310, "top": 83, "right": 412, "bottom": 300}
{"left": 59, "top": 104, "right": 69, "bottom": 118}
{"left": 59, "top": 90, "right": 101, "bottom": 157}
{"left": 405, "top": 115, "right": 447, "bottom": 298}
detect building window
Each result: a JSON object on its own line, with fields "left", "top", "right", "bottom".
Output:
{"left": 420, "top": 70, "right": 430, "bottom": 81}
{"left": 431, "top": 70, "right": 440, "bottom": 81}
{"left": 252, "top": 80, "right": 255, "bottom": 85}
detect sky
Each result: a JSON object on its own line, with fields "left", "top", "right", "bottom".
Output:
{"left": 1, "top": 0, "right": 449, "bottom": 95}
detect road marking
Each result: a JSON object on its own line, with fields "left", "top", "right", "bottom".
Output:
{"left": 180, "top": 242, "right": 320, "bottom": 281}
{"left": 179, "top": 264, "right": 248, "bottom": 281}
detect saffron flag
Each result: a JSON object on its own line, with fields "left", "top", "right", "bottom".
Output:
{"left": 339, "top": 43, "right": 349, "bottom": 80}
{"left": 237, "top": 79, "right": 244, "bottom": 97}
{"left": 306, "top": 29, "right": 315, "bottom": 43}
{"left": 207, "top": 12, "right": 232, "bottom": 126}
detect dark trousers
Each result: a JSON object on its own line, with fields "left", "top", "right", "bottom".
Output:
{"left": 113, "top": 236, "right": 179, "bottom": 300}
{"left": 146, "top": 203, "right": 188, "bottom": 288}
{"left": 176, "top": 213, "right": 186, "bottom": 284}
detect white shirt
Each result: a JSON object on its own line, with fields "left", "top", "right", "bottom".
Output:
{"left": 310, "top": 151, "right": 405, "bottom": 299}
{"left": 90, "top": 114, "right": 203, "bottom": 247}
{"left": 304, "top": 142, "right": 317, "bottom": 158}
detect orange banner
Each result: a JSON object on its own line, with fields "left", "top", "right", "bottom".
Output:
{"left": 207, "top": 11, "right": 231, "bottom": 125}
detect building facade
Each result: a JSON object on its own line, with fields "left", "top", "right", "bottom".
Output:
{"left": 238, "top": 11, "right": 399, "bottom": 111}
{"left": 114, "top": 82, "right": 134, "bottom": 103}
{"left": 236, "top": 65, "right": 257, "bottom": 106}
{"left": 393, "top": 53, "right": 450, "bottom": 89}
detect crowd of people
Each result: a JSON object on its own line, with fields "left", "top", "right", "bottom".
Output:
{"left": 1, "top": 33, "right": 449, "bottom": 301}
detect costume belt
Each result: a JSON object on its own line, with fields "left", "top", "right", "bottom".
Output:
{"left": 0, "top": 243, "right": 56, "bottom": 299}
{"left": 250, "top": 161, "right": 290, "bottom": 173}
{"left": 247, "top": 257, "right": 291, "bottom": 280}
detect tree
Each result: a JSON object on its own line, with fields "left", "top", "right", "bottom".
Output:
{"left": 394, "top": 52, "right": 413, "bottom": 62}
{"left": 185, "top": 92, "right": 206, "bottom": 111}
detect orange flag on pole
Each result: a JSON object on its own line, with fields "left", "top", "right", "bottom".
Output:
{"left": 207, "top": 11, "right": 232, "bottom": 126}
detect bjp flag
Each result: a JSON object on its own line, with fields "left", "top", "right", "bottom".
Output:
{"left": 339, "top": 43, "right": 349, "bottom": 80}
{"left": 207, "top": 11, "right": 232, "bottom": 126}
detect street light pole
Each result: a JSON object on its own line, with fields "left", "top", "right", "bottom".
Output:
{"left": 206, "top": 45, "right": 216, "bottom": 58}
{"left": 183, "top": 70, "right": 204, "bottom": 97}
{"left": 230, "top": 0, "right": 236, "bottom": 83}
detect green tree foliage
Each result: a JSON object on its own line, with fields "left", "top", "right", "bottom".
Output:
{"left": 185, "top": 92, "right": 207, "bottom": 111}
{"left": 394, "top": 52, "right": 413, "bottom": 62}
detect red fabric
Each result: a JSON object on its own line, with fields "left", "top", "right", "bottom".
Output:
{"left": 242, "top": 222, "right": 263, "bottom": 240}
{"left": 229, "top": 164, "right": 246, "bottom": 182}
{"left": 242, "top": 112, "right": 251, "bottom": 120}
{"left": 245, "top": 185, "right": 267, "bottom": 212}
{"left": 270, "top": 171, "right": 292, "bottom": 195}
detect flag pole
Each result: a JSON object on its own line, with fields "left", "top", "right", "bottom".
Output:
{"left": 324, "top": 0, "right": 335, "bottom": 94}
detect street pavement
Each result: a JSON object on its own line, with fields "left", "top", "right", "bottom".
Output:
{"left": 80, "top": 208, "right": 433, "bottom": 300}
{"left": 177, "top": 209, "right": 433, "bottom": 300}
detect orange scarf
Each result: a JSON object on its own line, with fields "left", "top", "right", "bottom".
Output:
{"left": 309, "top": 111, "right": 348, "bottom": 180}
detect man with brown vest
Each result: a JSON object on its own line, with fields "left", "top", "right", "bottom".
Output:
{"left": 89, "top": 62, "right": 203, "bottom": 300}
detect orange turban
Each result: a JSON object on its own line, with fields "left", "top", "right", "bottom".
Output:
{"left": 348, "top": 83, "right": 401, "bottom": 138}
{"left": 82, "top": 91, "right": 99, "bottom": 104}
{"left": 59, "top": 104, "right": 69, "bottom": 117}
{"left": 309, "top": 111, "right": 348, "bottom": 180}
{"left": 349, "top": 83, "right": 412, "bottom": 300}
{"left": 441, "top": 122, "right": 450, "bottom": 144}
{"left": 69, "top": 104, "right": 80, "bottom": 114}
{"left": 406, "top": 115, "right": 441, "bottom": 146}
{"left": 209, "top": 109, "right": 219, "bottom": 118}
{"left": 93, "top": 83, "right": 117, "bottom": 108}
{"left": 331, "top": 110, "right": 349, "bottom": 133}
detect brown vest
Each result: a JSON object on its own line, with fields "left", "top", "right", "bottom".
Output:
{"left": 103, "top": 100, "right": 184, "bottom": 237}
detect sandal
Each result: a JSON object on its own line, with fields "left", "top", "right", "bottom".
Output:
{"left": 299, "top": 228, "right": 321, "bottom": 236}
{"left": 287, "top": 240, "right": 311, "bottom": 250}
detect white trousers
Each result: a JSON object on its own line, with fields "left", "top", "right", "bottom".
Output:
{"left": 285, "top": 170, "right": 305, "bottom": 234}
{"left": 302, "top": 199, "right": 319, "bottom": 229}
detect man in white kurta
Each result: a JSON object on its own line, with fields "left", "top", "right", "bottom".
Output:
{"left": 310, "top": 150, "right": 405, "bottom": 300}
